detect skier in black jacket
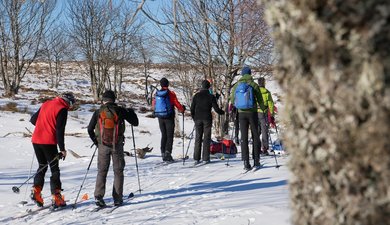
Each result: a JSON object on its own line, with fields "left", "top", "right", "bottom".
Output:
{"left": 87, "top": 90, "right": 139, "bottom": 207}
{"left": 190, "top": 80, "right": 224, "bottom": 165}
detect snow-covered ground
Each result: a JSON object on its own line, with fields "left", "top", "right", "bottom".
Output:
{"left": 0, "top": 71, "right": 290, "bottom": 225}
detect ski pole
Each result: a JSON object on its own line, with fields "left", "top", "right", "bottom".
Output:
{"left": 12, "top": 154, "right": 60, "bottom": 194}
{"left": 268, "top": 126, "right": 280, "bottom": 169}
{"left": 225, "top": 118, "right": 235, "bottom": 167}
{"left": 226, "top": 112, "right": 238, "bottom": 167}
{"left": 183, "top": 125, "right": 195, "bottom": 165}
{"left": 274, "top": 124, "right": 284, "bottom": 152}
{"left": 182, "top": 112, "right": 185, "bottom": 165}
{"left": 131, "top": 125, "right": 142, "bottom": 194}
{"left": 73, "top": 145, "right": 98, "bottom": 209}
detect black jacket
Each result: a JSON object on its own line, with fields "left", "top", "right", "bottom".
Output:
{"left": 87, "top": 102, "right": 139, "bottom": 143}
{"left": 191, "top": 89, "right": 224, "bottom": 121}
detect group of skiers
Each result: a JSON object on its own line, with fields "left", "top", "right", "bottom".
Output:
{"left": 28, "top": 65, "right": 275, "bottom": 209}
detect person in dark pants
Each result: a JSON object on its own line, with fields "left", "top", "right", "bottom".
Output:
{"left": 88, "top": 90, "right": 139, "bottom": 207}
{"left": 190, "top": 80, "right": 225, "bottom": 165}
{"left": 257, "top": 77, "right": 275, "bottom": 155}
{"left": 230, "top": 66, "right": 266, "bottom": 170}
{"left": 30, "top": 92, "right": 76, "bottom": 208}
{"left": 153, "top": 78, "right": 185, "bottom": 162}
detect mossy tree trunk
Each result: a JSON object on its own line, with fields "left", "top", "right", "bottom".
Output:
{"left": 261, "top": 1, "right": 390, "bottom": 224}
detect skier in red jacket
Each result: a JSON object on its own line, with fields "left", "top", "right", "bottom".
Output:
{"left": 30, "top": 92, "right": 76, "bottom": 208}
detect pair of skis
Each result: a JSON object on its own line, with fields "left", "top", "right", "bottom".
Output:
{"left": 91, "top": 192, "right": 135, "bottom": 213}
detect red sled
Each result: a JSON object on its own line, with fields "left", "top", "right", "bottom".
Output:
{"left": 221, "top": 139, "right": 237, "bottom": 154}
{"left": 210, "top": 139, "right": 237, "bottom": 155}
{"left": 210, "top": 140, "right": 223, "bottom": 154}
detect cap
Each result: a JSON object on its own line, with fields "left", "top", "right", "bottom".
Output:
{"left": 102, "top": 90, "right": 116, "bottom": 102}
{"left": 61, "top": 92, "right": 76, "bottom": 107}
{"left": 258, "top": 77, "right": 265, "bottom": 87}
{"left": 241, "top": 66, "right": 251, "bottom": 75}
{"left": 160, "top": 77, "right": 169, "bottom": 87}
{"left": 201, "top": 80, "right": 211, "bottom": 89}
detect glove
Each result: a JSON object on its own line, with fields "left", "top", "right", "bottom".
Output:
{"left": 58, "top": 151, "right": 66, "bottom": 160}
{"left": 182, "top": 105, "right": 186, "bottom": 113}
{"left": 215, "top": 93, "right": 220, "bottom": 100}
{"left": 93, "top": 138, "right": 98, "bottom": 147}
{"left": 269, "top": 116, "right": 276, "bottom": 128}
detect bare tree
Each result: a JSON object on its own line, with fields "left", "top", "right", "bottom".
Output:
{"left": 146, "top": 0, "right": 273, "bottom": 135}
{"left": 0, "top": 0, "right": 56, "bottom": 96}
{"left": 41, "top": 27, "right": 72, "bottom": 88}
{"left": 67, "top": 0, "right": 143, "bottom": 101}
{"left": 262, "top": 0, "right": 390, "bottom": 224}
{"left": 111, "top": 5, "right": 143, "bottom": 97}
{"left": 135, "top": 36, "right": 154, "bottom": 105}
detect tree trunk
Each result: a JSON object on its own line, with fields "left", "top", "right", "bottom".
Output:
{"left": 262, "top": 1, "right": 390, "bottom": 224}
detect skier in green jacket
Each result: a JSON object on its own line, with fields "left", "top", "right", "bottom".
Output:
{"left": 257, "top": 77, "right": 275, "bottom": 155}
{"left": 230, "top": 66, "right": 266, "bottom": 170}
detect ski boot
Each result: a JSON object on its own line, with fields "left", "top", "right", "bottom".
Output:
{"left": 95, "top": 196, "right": 106, "bottom": 207}
{"left": 114, "top": 199, "right": 123, "bottom": 206}
{"left": 52, "top": 189, "right": 66, "bottom": 209}
{"left": 244, "top": 160, "right": 252, "bottom": 171}
{"left": 31, "top": 186, "right": 44, "bottom": 207}
{"left": 163, "top": 152, "right": 174, "bottom": 163}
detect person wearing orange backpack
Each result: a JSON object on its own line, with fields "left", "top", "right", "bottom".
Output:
{"left": 30, "top": 92, "right": 76, "bottom": 209}
{"left": 152, "top": 77, "right": 185, "bottom": 162}
{"left": 87, "top": 90, "right": 138, "bottom": 207}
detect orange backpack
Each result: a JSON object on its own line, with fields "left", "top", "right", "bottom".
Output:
{"left": 98, "top": 105, "right": 119, "bottom": 146}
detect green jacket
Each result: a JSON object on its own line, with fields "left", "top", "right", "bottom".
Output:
{"left": 257, "top": 87, "right": 274, "bottom": 114}
{"left": 230, "top": 74, "right": 266, "bottom": 113}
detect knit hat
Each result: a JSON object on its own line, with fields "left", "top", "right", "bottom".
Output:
{"left": 61, "top": 92, "right": 76, "bottom": 107}
{"left": 160, "top": 78, "right": 169, "bottom": 87}
{"left": 258, "top": 77, "right": 265, "bottom": 87}
{"left": 102, "top": 90, "right": 116, "bottom": 102}
{"left": 241, "top": 66, "right": 251, "bottom": 75}
{"left": 201, "top": 80, "right": 211, "bottom": 89}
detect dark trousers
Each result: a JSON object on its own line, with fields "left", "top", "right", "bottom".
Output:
{"left": 258, "top": 112, "right": 269, "bottom": 151}
{"left": 33, "top": 144, "right": 61, "bottom": 194}
{"left": 239, "top": 112, "right": 261, "bottom": 163}
{"left": 158, "top": 117, "right": 175, "bottom": 159}
{"left": 94, "top": 144, "right": 125, "bottom": 201}
{"left": 234, "top": 112, "right": 240, "bottom": 141}
{"left": 193, "top": 120, "right": 212, "bottom": 161}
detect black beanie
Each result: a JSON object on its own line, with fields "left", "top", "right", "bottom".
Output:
{"left": 61, "top": 92, "right": 76, "bottom": 106}
{"left": 102, "top": 90, "right": 116, "bottom": 102}
{"left": 258, "top": 77, "right": 265, "bottom": 87}
{"left": 160, "top": 78, "right": 169, "bottom": 87}
{"left": 201, "top": 80, "right": 211, "bottom": 89}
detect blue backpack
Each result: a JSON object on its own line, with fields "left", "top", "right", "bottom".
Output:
{"left": 154, "top": 90, "right": 173, "bottom": 118}
{"left": 234, "top": 82, "right": 254, "bottom": 109}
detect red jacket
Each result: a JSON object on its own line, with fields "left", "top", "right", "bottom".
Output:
{"left": 152, "top": 87, "right": 185, "bottom": 113}
{"left": 32, "top": 97, "right": 69, "bottom": 145}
